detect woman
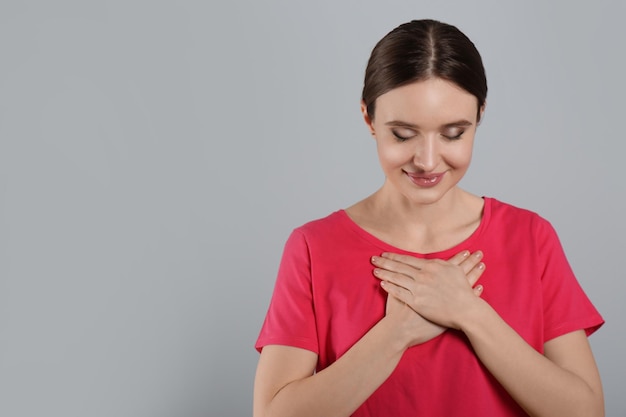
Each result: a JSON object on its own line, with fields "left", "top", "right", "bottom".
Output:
{"left": 253, "top": 19, "right": 604, "bottom": 417}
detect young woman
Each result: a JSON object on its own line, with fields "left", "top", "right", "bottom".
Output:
{"left": 253, "top": 19, "right": 604, "bottom": 417}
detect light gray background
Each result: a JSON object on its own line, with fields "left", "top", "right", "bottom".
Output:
{"left": 0, "top": 1, "right": 624, "bottom": 416}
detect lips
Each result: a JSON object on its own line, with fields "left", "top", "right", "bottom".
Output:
{"left": 404, "top": 171, "right": 445, "bottom": 188}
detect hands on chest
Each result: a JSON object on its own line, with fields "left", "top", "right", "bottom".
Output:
{"left": 371, "top": 249, "right": 486, "bottom": 347}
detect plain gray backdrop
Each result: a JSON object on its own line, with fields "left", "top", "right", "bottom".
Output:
{"left": 0, "top": 1, "right": 624, "bottom": 416}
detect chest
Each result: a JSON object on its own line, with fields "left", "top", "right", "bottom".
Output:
{"left": 309, "top": 240, "right": 545, "bottom": 367}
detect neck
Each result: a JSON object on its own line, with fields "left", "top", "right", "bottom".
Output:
{"left": 346, "top": 180, "right": 484, "bottom": 254}
{"left": 371, "top": 180, "right": 465, "bottom": 229}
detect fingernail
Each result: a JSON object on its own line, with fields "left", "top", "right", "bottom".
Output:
{"left": 475, "top": 284, "right": 483, "bottom": 293}
{"left": 381, "top": 252, "right": 389, "bottom": 257}
{"left": 474, "top": 251, "right": 483, "bottom": 259}
{"left": 373, "top": 268, "right": 381, "bottom": 275}
{"left": 478, "top": 262, "right": 485, "bottom": 270}
{"left": 463, "top": 250, "right": 470, "bottom": 257}
{"left": 371, "top": 256, "right": 378, "bottom": 264}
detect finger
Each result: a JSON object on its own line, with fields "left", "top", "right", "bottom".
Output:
{"left": 379, "top": 252, "right": 426, "bottom": 270}
{"left": 458, "top": 250, "right": 483, "bottom": 275}
{"left": 371, "top": 255, "right": 419, "bottom": 278}
{"left": 447, "top": 250, "right": 470, "bottom": 266}
{"left": 373, "top": 267, "right": 414, "bottom": 291}
{"left": 473, "top": 284, "right": 484, "bottom": 296}
{"left": 466, "top": 262, "right": 486, "bottom": 287}
{"left": 380, "top": 280, "right": 412, "bottom": 305}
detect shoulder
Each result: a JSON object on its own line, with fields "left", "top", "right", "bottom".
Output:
{"left": 486, "top": 197, "right": 552, "bottom": 231}
{"left": 484, "top": 197, "right": 563, "bottom": 250}
{"left": 292, "top": 210, "right": 349, "bottom": 240}
{"left": 273, "top": 212, "right": 348, "bottom": 281}
{"left": 281, "top": 211, "right": 347, "bottom": 251}
{"left": 284, "top": 210, "right": 363, "bottom": 259}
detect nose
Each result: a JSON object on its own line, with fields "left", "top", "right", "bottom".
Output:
{"left": 413, "top": 136, "right": 439, "bottom": 172}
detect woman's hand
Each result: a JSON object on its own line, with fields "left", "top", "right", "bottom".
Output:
{"left": 383, "top": 291, "right": 446, "bottom": 348}
{"left": 372, "top": 250, "right": 485, "bottom": 331}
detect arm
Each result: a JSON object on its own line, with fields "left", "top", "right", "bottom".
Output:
{"left": 461, "top": 302, "right": 604, "bottom": 417}
{"left": 374, "top": 253, "right": 604, "bottom": 417}
{"left": 253, "top": 317, "right": 406, "bottom": 417}
{"left": 254, "top": 250, "right": 485, "bottom": 417}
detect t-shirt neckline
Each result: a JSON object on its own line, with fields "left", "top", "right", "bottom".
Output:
{"left": 337, "top": 197, "right": 492, "bottom": 258}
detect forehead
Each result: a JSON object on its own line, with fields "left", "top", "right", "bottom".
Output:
{"left": 375, "top": 78, "right": 479, "bottom": 124}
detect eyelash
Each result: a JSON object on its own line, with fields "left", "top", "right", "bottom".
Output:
{"left": 392, "top": 131, "right": 465, "bottom": 142}
{"left": 443, "top": 131, "right": 464, "bottom": 140}
{"left": 392, "top": 132, "right": 412, "bottom": 142}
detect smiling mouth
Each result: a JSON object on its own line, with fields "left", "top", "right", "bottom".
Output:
{"left": 404, "top": 171, "right": 445, "bottom": 188}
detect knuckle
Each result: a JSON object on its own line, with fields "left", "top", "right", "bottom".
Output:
{"left": 467, "top": 272, "right": 480, "bottom": 285}
{"left": 385, "top": 253, "right": 400, "bottom": 261}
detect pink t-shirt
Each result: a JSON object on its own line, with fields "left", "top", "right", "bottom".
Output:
{"left": 256, "top": 198, "right": 604, "bottom": 416}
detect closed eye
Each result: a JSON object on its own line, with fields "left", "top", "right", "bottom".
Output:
{"left": 392, "top": 129, "right": 416, "bottom": 142}
{"left": 442, "top": 129, "right": 465, "bottom": 140}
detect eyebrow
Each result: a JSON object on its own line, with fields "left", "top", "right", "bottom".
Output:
{"left": 385, "top": 119, "right": 474, "bottom": 128}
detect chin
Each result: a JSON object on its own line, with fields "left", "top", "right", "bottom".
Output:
{"left": 399, "top": 188, "right": 450, "bottom": 206}
{"left": 397, "top": 180, "right": 460, "bottom": 206}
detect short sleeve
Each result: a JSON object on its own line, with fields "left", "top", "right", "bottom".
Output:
{"left": 536, "top": 217, "right": 604, "bottom": 341}
{"left": 255, "top": 230, "right": 319, "bottom": 354}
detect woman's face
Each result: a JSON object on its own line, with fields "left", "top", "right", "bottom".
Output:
{"left": 363, "top": 77, "right": 482, "bottom": 206}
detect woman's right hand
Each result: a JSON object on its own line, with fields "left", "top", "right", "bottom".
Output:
{"left": 378, "top": 250, "right": 485, "bottom": 348}
{"left": 384, "top": 292, "right": 446, "bottom": 347}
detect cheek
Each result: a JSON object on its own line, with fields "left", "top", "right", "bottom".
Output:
{"left": 446, "top": 138, "right": 474, "bottom": 169}
{"left": 446, "top": 144, "right": 474, "bottom": 169}
{"left": 376, "top": 143, "right": 412, "bottom": 169}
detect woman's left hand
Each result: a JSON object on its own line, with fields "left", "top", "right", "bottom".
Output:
{"left": 372, "top": 251, "right": 485, "bottom": 330}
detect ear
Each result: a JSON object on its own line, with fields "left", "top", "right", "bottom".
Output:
{"left": 477, "top": 101, "right": 487, "bottom": 125}
{"left": 360, "top": 100, "right": 376, "bottom": 137}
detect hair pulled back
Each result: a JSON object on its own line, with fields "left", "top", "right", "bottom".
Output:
{"left": 362, "top": 19, "right": 487, "bottom": 121}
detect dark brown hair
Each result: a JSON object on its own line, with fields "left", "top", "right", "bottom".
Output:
{"left": 362, "top": 19, "right": 487, "bottom": 121}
